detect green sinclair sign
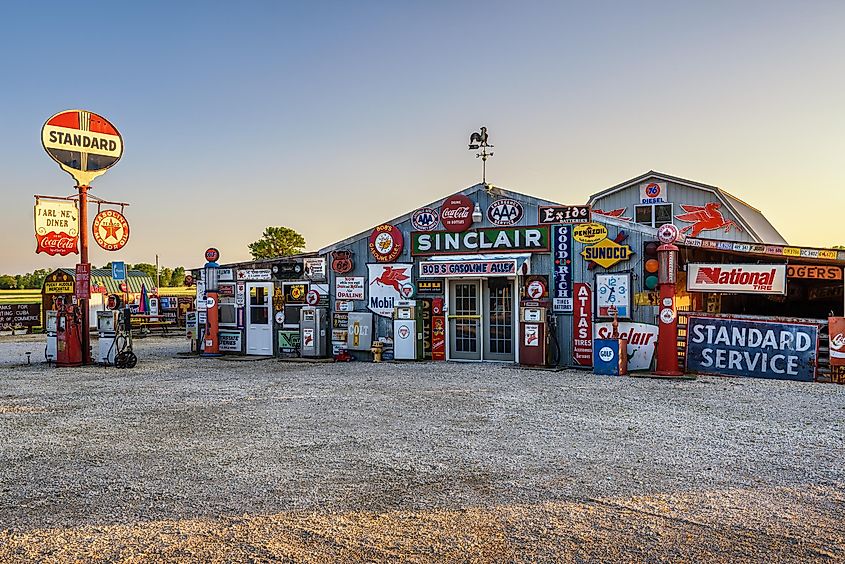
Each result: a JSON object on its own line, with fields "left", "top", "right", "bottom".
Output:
{"left": 411, "top": 226, "right": 550, "bottom": 256}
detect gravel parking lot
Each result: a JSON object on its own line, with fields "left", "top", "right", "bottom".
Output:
{"left": 0, "top": 334, "right": 843, "bottom": 562}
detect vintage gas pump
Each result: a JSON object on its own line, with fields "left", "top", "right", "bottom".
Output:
{"left": 393, "top": 300, "right": 423, "bottom": 360}
{"left": 56, "top": 302, "right": 84, "bottom": 367}
{"left": 519, "top": 301, "right": 551, "bottom": 366}
{"left": 300, "top": 306, "right": 328, "bottom": 357}
{"left": 45, "top": 309, "right": 58, "bottom": 363}
{"left": 655, "top": 224, "right": 684, "bottom": 376}
{"left": 202, "top": 248, "right": 221, "bottom": 357}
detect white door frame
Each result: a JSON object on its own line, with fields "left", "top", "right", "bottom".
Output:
{"left": 246, "top": 282, "right": 274, "bottom": 355}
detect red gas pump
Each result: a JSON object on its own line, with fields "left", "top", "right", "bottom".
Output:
{"left": 519, "top": 301, "right": 550, "bottom": 366}
{"left": 56, "top": 304, "right": 84, "bottom": 367}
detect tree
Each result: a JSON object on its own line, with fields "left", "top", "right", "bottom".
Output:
{"left": 248, "top": 226, "right": 306, "bottom": 260}
{"left": 131, "top": 263, "right": 158, "bottom": 280}
{"left": 170, "top": 266, "right": 186, "bottom": 287}
{"left": 0, "top": 275, "right": 17, "bottom": 289}
{"left": 160, "top": 267, "right": 173, "bottom": 287}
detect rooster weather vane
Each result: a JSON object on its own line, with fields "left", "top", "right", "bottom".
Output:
{"left": 468, "top": 126, "right": 494, "bottom": 184}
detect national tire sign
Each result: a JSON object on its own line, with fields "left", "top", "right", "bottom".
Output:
{"left": 687, "top": 264, "right": 786, "bottom": 295}
{"left": 42, "top": 110, "right": 123, "bottom": 185}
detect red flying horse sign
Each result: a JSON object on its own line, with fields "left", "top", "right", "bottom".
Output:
{"left": 675, "top": 203, "right": 742, "bottom": 237}
{"left": 41, "top": 110, "right": 124, "bottom": 185}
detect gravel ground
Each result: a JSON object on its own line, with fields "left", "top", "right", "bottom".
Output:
{"left": 0, "top": 334, "right": 843, "bottom": 562}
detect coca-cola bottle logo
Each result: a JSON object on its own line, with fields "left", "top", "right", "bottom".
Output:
{"left": 440, "top": 195, "right": 474, "bottom": 233}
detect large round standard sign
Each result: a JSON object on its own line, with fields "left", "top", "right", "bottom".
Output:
{"left": 92, "top": 210, "right": 130, "bottom": 251}
{"left": 42, "top": 110, "right": 123, "bottom": 185}
{"left": 440, "top": 194, "right": 474, "bottom": 232}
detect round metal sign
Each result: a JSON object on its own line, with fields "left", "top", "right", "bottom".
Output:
{"left": 42, "top": 109, "right": 123, "bottom": 186}
{"left": 440, "top": 195, "right": 474, "bottom": 232}
{"left": 658, "top": 223, "right": 680, "bottom": 244}
{"left": 92, "top": 210, "right": 130, "bottom": 251}
{"left": 573, "top": 223, "right": 609, "bottom": 244}
{"left": 487, "top": 198, "right": 524, "bottom": 226}
{"left": 368, "top": 224, "right": 404, "bottom": 262}
{"left": 205, "top": 248, "right": 220, "bottom": 262}
{"left": 306, "top": 289, "right": 320, "bottom": 305}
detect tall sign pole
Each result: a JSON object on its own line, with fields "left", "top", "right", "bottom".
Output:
{"left": 41, "top": 110, "right": 125, "bottom": 365}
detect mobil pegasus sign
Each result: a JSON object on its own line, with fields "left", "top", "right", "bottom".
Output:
{"left": 686, "top": 316, "right": 818, "bottom": 381}
{"left": 687, "top": 264, "right": 786, "bottom": 294}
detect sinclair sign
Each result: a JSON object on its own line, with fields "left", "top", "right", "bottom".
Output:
{"left": 41, "top": 109, "right": 124, "bottom": 185}
{"left": 411, "top": 226, "right": 550, "bottom": 256}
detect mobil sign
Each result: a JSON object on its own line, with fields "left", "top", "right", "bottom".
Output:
{"left": 686, "top": 315, "right": 818, "bottom": 381}
{"left": 687, "top": 264, "right": 786, "bottom": 295}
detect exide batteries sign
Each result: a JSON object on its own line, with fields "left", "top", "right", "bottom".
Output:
{"left": 687, "top": 264, "right": 786, "bottom": 295}
{"left": 686, "top": 316, "right": 818, "bottom": 381}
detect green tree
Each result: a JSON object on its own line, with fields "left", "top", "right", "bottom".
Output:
{"left": 248, "top": 226, "right": 306, "bottom": 260}
{"left": 160, "top": 267, "right": 173, "bottom": 287}
{"left": 0, "top": 275, "right": 17, "bottom": 289}
{"left": 131, "top": 263, "right": 158, "bottom": 280}
{"left": 170, "top": 266, "right": 186, "bottom": 287}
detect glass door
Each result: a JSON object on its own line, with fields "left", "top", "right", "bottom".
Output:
{"left": 483, "top": 278, "right": 515, "bottom": 362}
{"left": 246, "top": 282, "right": 273, "bottom": 355}
{"left": 448, "top": 280, "right": 482, "bottom": 360}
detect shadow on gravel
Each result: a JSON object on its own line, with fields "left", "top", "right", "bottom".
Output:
{"left": 1, "top": 485, "right": 842, "bottom": 563}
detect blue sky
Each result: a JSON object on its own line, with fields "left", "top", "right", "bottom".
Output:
{"left": 2, "top": 1, "right": 844, "bottom": 272}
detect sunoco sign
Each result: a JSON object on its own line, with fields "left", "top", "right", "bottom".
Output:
{"left": 686, "top": 316, "right": 818, "bottom": 381}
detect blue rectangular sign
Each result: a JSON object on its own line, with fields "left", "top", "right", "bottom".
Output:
{"left": 552, "top": 225, "right": 573, "bottom": 312}
{"left": 686, "top": 316, "right": 818, "bottom": 381}
{"left": 112, "top": 261, "right": 126, "bottom": 281}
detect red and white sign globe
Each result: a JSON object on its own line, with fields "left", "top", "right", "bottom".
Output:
{"left": 658, "top": 223, "right": 680, "bottom": 244}
{"left": 205, "top": 247, "right": 220, "bottom": 262}
{"left": 440, "top": 194, "right": 474, "bottom": 233}
{"left": 92, "top": 210, "right": 130, "bottom": 251}
{"left": 368, "top": 224, "right": 404, "bottom": 262}
{"left": 306, "top": 289, "right": 320, "bottom": 305}
{"left": 527, "top": 279, "right": 546, "bottom": 299}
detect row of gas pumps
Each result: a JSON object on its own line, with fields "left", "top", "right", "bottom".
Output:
{"left": 44, "top": 295, "right": 136, "bottom": 367}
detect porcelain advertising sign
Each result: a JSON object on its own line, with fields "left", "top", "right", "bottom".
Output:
{"left": 411, "top": 226, "right": 549, "bottom": 256}
{"left": 34, "top": 199, "right": 78, "bottom": 256}
{"left": 419, "top": 259, "right": 518, "bottom": 278}
{"left": 595, "top": 322, "right": 658, "bottom": 371}
{"left": 367, "top": 264, "right": 412, "bottom": 317}
{"left": 687, "top": 264, "right": 786, "bottom": 295}
{"left": 686, "top": 316, "right": 818, "bottom": 381}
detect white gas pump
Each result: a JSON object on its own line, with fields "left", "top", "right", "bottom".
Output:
{"left": 45, "top": 310, "right": 58, "bottom": 363}
{"left": 97, "top": 310, "right": 120, "bottom": 365}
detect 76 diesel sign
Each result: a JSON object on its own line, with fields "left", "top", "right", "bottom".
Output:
{"left": 687, "top": 264, "right": 786, "bottom": 295}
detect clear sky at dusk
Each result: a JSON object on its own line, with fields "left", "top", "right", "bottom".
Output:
{"left": 2, "top": 1, "right": 843, "bottom": 273}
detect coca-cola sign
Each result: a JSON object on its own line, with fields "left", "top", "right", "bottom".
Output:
{"left": 829, "top": 317, "right": 845, "bottom": 367}
{"left": 440, "top": 194, "right": 474, "bottom": 233}
{"left": 34, "top": 199, "right": 79, "bottom": 256}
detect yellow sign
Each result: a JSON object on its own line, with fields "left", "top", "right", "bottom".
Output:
{"left": 572, "top": 222, "right": 608, "bottom": 244}
{"left": 581, "top": 238, "right": 633, "bottom": 269}
{"left": 782, "top": 247, "right": 801, "bottom": 257}
{"left": 819, "top": 249, "right": 838, "bottom": 260}
{"left": 45, "top": 281, "right": 74, "bottom": 294}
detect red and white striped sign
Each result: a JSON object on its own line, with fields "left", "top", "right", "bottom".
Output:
{"left": 41, "top": 110, "right": 123, "bottom": 185}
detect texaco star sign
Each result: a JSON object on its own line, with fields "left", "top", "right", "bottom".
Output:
{"left": 92, "top": 209, "right": 130, "bottom": 251}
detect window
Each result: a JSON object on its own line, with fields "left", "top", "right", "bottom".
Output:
{"left": 219, "top": 303, "right": 237, "bottom": 327}
{"left": 635, "top": 204, "right": 674, "bottom": 227}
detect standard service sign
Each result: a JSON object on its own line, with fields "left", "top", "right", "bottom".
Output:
{"left": 42, "top": 110, "right": 124, "bottom": 185}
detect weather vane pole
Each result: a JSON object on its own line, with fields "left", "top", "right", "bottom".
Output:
{"left": 468, "top": 126, "right": 493, "bottom": 184}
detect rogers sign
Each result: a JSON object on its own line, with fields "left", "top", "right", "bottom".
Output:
{"left": 440, "top": 194, "right": 474, "bottom": 232}
{"left": 687, "top": 263, "right": 786, "bottom": 295}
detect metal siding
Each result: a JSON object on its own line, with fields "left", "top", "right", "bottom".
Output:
{"left": 592, "top": 180, "right": 758, "bottom": 244}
